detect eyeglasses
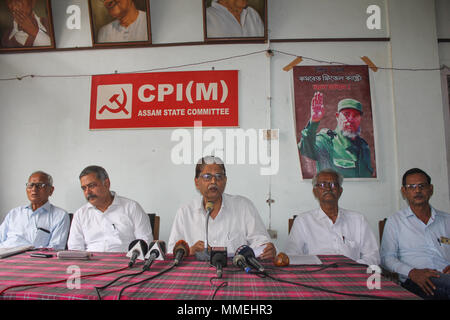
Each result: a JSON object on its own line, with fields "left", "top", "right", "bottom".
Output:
{"left": 199, "top": 173, "right": 226, "bottom": 182}
{"left": 404, "top": 183, "right": 430, "bottom": 191}
{"left": 315, "top": 182, "right": 340, "bottom": 189}
{"left": 81, "top": 183, "right": 98, "bottom": 192}
{"left": 26, "top": 183, "right": 49, "bottom": 190}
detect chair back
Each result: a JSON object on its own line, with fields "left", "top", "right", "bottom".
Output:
{"left": 148, "top": 213, "right": 160, "bottom": 240}
{"left": 288, "top": 215, "right": 297, "bottom": 234}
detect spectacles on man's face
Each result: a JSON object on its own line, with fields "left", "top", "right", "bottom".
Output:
{"left": 81, "top": 182, "right": 98, "bottom": 192}
{"left": 404, "top": 183, "right": 430, "bottom": 191}
{"left": 199, "top": 173, "right": 226, "bottom": 182}
{"left": 315, "top": 182, "right": 340, "bottom": 190}
{"left": 26, "top": 183, "right": 49, "bottom": 190}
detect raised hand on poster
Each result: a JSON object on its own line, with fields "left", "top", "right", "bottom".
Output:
{"left": 310, "top": 91, "right": 324, "bottom": 123}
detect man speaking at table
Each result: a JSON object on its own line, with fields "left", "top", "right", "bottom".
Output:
{"left": 168, "top": 156, "right": 276, "bottom": 260}
{"left": 0, "top": 171, "right": 69, "bottom": 250}
{"left": 285, "top": 169, "right": 379, "bottom": 266}
{"left": 68, "top": 165, "right": 152, "bottom": 252}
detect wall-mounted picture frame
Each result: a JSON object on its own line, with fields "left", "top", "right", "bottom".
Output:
{"left": 293, "top": 65, "right": 377, "bottom": 180}
{"left": 0, "top": 0, "right": 55, "bottom": 52}
{"left": 203, "top": 0, "right": 267, "bottom": 42}
{"left": 88, "top": 0, "right": 151, "bottom": 47}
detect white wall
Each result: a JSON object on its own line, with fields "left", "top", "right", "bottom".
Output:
{"left": 0, "top": 0, "right": 449, "bottom": 251}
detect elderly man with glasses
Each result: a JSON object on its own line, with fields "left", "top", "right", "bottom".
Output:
{"left": 168, "top": 156, "right": 276, "bottom": 260}
{"left": 285, "top": 168, "right": 379, "bottom": 266}
{"left": 0, "top": 171, "right": 70, "bottom": 250}
{"left": 381, "top": 168, "right": 450, "bottom": 299}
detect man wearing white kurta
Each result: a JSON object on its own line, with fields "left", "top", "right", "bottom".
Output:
{"left": 68, "top": 166, "right": 152, "bottom": 252}
{"left": 285, "top": 169, "right": 379, "bottom": 266}
{"left": 206, "top": 0, "right": 264, "bottom": 38}
{"left": 97, "top": 0, "right": 148, "bottom": 43}
{"left": 168, "top": 156, "right": 275, "bottom": 259}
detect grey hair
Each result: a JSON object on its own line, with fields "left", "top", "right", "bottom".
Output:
{"left": 79, "top": 165, "right": 109, "bottom": 182}
{"left": 195, "top": 156, "right": 226, "bottom": 178}
{"left": 29, "top": 171, "right": 53, "bottom": 186}
{"left": 312, "top": 168, "right": 343, "bottom": 186}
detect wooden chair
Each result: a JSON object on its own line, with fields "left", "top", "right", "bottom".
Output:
{"left": 288, "top": 215, "right": 297, "bottom": 234}
{"left": 148, "top": 213, "right": 160, "bottom": 240}
{"left": 378, "top": 218, "right": 399, "bottom": 283}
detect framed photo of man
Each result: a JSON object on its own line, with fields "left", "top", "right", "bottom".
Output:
{"left": 0, "top": 0, "right": 55, "bottom": 52}
{"left": 203, "top": 0, "right": 267, "bottom": 42}
{"left": 88, "top": 0, "right": 151, "bottom": 47}
{"left": 293, "top": 65, "right": 377, "bottom": 180}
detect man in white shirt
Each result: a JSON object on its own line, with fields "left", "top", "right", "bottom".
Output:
{"left": 285, "top": 169, "right": 379, "bottom": 266}
{"left": 97, "top": 0, "right": 148, "bottom": 43}
{"left": 0, "top": 171, "right": 69, "bottom": 250}
{"left": 168, "top": 156, "right": 275, "bottom": 259}
{"left": 206, "top": 0, "right": 264, "bottom": 38}
{"left": 381, "top": 168, "right": 450, "bottom": 299}
{"left": 68, "top": 165, "right": 152, "bottom": 252}
{"left": 2, "top": 0, "right": 51, "bottom": 47}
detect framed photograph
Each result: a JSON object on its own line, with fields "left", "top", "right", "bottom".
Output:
{"left": 88, "top": 0, "right": 151, "bottom": 47}
{"left": 293, "top": 65, "right": 377, "bottom": 180}
{"left": 0, "top": 0, "right": 55, "bottom": 52}
{"left": 203, "top": 0, "right": 267, "bottom": 42}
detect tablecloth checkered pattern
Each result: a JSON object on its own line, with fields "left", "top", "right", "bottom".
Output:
{"left": 0, "top": 251, "right": 419, "bottom": 300}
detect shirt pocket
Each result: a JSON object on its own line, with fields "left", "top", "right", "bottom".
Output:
{"left": 341, "top": 238, "right": 360, "bottom": 261}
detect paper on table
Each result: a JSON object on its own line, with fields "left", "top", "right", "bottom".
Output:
{"left": 288, "top": 255, "right": 322, "bottom": 265}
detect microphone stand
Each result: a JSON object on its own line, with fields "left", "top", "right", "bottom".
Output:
{"left": 195, "top": 204, "right": 213, "bottom": 261}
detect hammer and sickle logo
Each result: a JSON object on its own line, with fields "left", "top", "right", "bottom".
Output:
{"left": 99, "top": 88, "right": 129, "bottom": 115}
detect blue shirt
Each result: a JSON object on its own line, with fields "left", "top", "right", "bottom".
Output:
{"left": 380, "top": 206, "right": 450, "bottom": 282}
{"left": 0, "top": 201, "right": 70, "bottom": 250}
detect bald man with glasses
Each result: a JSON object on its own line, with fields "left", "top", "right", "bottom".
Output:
{"left": 168, "top": 156, "right": 276, "bottom": 259}
{"left": 0, "top": 171, "right": 70, "bottom": 250}
{"left": 285, "top": 168, "right": 379, "bottom": 266}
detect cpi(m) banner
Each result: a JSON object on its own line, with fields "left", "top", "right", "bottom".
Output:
{"left": 90, "top": 70, "right": 238, "bottom": 129}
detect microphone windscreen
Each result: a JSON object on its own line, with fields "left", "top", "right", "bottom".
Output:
{"left": 205, "top": 201, "right": 214, "bottom": 212}
{"left": 173, "top": 240, "right": 189, "bottom": 256}
{"left": 232, "top": 254, "right": 247, "bottom": 268}
{"left": 128, "top": 239, "right": 140, "bottom": 250}
{"left": 235, "top": 245, "right": 255, "bottom": 258}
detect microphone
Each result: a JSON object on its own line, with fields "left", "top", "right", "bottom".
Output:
{"left": 235, "top": 245, "right": 265, "bottom": 272}
{"left": 210, "top": 247, "right": 227, "bottom": 278}
{"left": 143, "top": 240, "right": 167, "bottom": 271}
{"left": 232, "top": 254, "right": 251, "bottom": 273}
{"left": 126, "top": 239, "right": 149, "bottom": 268}
{"left": 173, "top": 240, "right": 190, "bottom": 265}
{"left": 195, "top": 201, "right": 214, "bottom": 261}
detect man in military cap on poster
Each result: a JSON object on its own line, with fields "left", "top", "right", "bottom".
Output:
{"left": 298, "top": 91, "right": 374, "bottom": 178}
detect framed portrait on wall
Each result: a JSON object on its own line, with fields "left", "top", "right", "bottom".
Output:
{"left": 203, "top": 0, "right": 267, "bottom": 42}
{"left": 0, "top": 0, "right": 55, "bottom": 52}
{"left": 293, "top": 65, "right": 377, "bottom": 180}
{"left": 88, "top": 0, "right": 151, "bottom": 47}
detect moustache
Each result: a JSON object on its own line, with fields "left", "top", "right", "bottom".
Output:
{"left": 87, "top": 194, "right": 97, "bottom": 201}
{"left": 208, "top": 184, "right": 218, "bottom": 191}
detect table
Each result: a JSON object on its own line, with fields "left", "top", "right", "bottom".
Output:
{"left": 0, "top": 251, "right": 419, "bottom": 300}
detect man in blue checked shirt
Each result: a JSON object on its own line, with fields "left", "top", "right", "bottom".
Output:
{"left": 0, "top": 171, "right": 70, "bottom": 250}
{"left": 381, "top": 168, "right": 450, "bottom": 300}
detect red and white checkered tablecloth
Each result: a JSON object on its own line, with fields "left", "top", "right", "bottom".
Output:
{"left": 0, "top": 251, "right": 419, "bottom": 300}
